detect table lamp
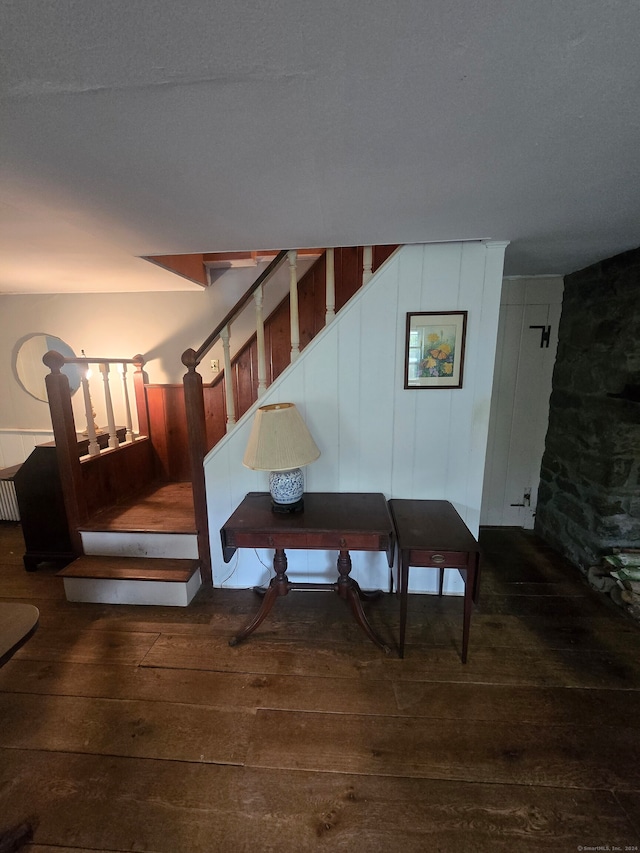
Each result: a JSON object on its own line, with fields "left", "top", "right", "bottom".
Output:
{"left": 243, "top": 402, "right": 320, "bottom": 512}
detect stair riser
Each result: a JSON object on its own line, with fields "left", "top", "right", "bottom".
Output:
{"left": 80, "top": 531, "right": 198, "bottom": 559}
{"left": 62, "top": 569, "right": 202, "bottom": 606}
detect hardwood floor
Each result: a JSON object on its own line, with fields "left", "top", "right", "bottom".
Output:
{"left": 0, "top": 521, "right": 639, "bottom": 852}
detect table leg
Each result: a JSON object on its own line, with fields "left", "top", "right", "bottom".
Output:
{"left": 336, "top": 550, "right": 390, "bottom": 653}
{"left": 472, "top": 553, "right": 481, "bottom": 604}
{"left": 229, "top": 548, "right": 290, "bottom": 647}
{"left": 350, "top": 579, "right": 383, "bottom": 602}
{"left": 399, "top": 552, "right": 409, "bottom": 659}
{"left": 461, "top": 563, "right": 476, "bottom": 664}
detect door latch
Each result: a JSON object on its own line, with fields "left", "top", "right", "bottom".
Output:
{"left": 510, "top": 490, "right": 531, "bottom": 507}
{"left": 529, "top": 325, "right": 551, "bottom": 348}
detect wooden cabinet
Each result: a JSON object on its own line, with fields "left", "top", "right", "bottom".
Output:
{"left": 14, "top": 430, "right": 125, "bottom": 571}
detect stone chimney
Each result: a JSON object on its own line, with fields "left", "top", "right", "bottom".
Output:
{"left": 535, "top": 246, "right": 640, "bottom": 572}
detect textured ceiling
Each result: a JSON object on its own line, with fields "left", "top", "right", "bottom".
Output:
{"left": 1, "top": 0, "right": 639, "bottom": 293}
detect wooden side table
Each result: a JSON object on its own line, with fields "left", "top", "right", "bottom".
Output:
{"left": 388, "top": 499, "right": 481, "bottom": 662}
{"left": 220, "top": 492, "right": 395, "bottom": 651}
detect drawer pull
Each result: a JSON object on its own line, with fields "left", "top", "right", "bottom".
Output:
{"left": 431, "top": 554, "right": 446, "bottom": 564}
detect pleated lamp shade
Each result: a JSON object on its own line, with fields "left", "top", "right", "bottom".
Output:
{"left": 243, "top": 403, "right": 320, "bottom": 472}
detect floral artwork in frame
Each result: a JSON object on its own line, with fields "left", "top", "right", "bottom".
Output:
{"left": 404, "top": 311, "right": 468, "bottom": 389}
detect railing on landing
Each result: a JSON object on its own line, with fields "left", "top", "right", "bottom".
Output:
{"left": 42, "top": 350, "right": 154, "bottom": 555}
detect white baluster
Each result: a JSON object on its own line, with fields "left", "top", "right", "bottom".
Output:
{"left": 99, "top": 362, "right": 119, "bottom": 449}
{"left": 221, "top": 325, "right": 236, "bottom": 430}
{"left": 362, "top": 246, "right": 373, "bottom": 285}
{"left": 119, "top": 363, "right": 135, "bottom": 442}
{"left": 325, "top": 247, "right": 336, "bottom": 325}
{"left": 288, "top": 249, "right": 300, "bottom": 363}
{"left": 254, "top": 284, "right": 267, "bottom": 398}
{"left": 81, "top": 370, "right": 100, "bottom": 456}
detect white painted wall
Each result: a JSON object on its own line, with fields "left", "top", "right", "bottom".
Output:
{"left": 205, "top": 241, "right": 507, "bottom": 595}
{"left": 0, "top": 259, "right": 302, "bottom": 468}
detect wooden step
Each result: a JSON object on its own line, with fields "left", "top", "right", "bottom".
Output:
{"left": 58, "top": 556, "right": 200, "bottom": 582}
{"left": 57, "top": 556, "right": 202, "bottom": 607}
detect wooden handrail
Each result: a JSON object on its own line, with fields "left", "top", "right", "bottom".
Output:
{"left": 191, "top": 250, "right": 288, "bottom": 365}
{"left": 51, "top": 356, "right": 143, "bottom": 366}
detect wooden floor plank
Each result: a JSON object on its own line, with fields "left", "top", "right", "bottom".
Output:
{"left": 139, "top": 631, "right": 640, "bottom": 688}
{"left": 0, "top": 659, "right": 400, "bottom": 716}
{"left": 0, "top": 749, "right": 637, "bottom": 852}
{"left": 428, "top": 612, "right": 640, "bottom": 652}
{"left": 246, "top": 709, "right": 640, "bottom": 790}
{"left": 476, "top": 592, "right": 606, "bottom": 617}
{"left": 615, "top": 791, "right": 640, "bottom": 839}
{"left": 3, "top": 658, "right": 640, "bottom": 727}
{"left": 479, "top": 577, "right": 587, "bottom": 596}
{"left": 11, "top": 626, "right": 160, "bottom": 665}
{"left": 0, "top": 692, "right": 253, "bottom": 765}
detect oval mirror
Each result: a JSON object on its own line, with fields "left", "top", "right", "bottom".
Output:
{"left": 15, "top": 334, "right": 82, "bottom": 402}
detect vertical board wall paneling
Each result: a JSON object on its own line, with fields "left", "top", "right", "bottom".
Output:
{"left": 204, "top": 242, "right": 506, "bottom": 592}
{"left": 410, "top": 243, "right": 462, "bottom": 503}
{"left": 390, "top": 245, "right": 423, "bottom": 498}
{"left": 355, "top": 261, "right": 398, "bottom": 494}
{"left": 464, "top": 243, "right": 506, "bottom": 533}
{"left": 301, "top": 323, "right": 339, "bottom": 495}
{"left": 298, "top": 327, "right": 341, "bottom": 584}
{"left": 463, "top": 241, "right": 507, "bottom": 534}
{"left": 481, "top": 302, "right": 522, "bottom": 526}
{"left": 336, "top": 301, "right": 363, "bottom": 490}
{"left": 0, "top": 431, "right": 54, "bottom": 469}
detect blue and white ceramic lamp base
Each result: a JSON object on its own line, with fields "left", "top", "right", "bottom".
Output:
{"left": 269, "top": 468, "right": 305, "bottom": 511}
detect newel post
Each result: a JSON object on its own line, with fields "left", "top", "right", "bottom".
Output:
{"left": 182, "top": 348, "right": 212, "bottom": 585}
{"left": 43, "top": 349, "right": 86, "bottom": 554}
{"left": 132, "top": 354, "right": 150, "bottom": 438}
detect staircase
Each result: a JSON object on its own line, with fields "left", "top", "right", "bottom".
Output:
{"left": 42, "top": 245, "right": 398, "bottom": 606}
{"left": 57, "top": 482, "right": 201, "bottom": 606}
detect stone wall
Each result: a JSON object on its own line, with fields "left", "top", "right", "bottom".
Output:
{"left": 535, "top": 246, "right": 640, "bottom": 572}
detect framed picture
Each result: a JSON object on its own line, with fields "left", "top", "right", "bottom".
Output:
{"left": 404, "top": 311, "right": 468, "bottom": 389}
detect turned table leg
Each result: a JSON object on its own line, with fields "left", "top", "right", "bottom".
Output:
{"left": 336, "top": 549, "right": 390, "bottom": 654}
{"left": 229, "top": 548, "right": 290, "bottom": 646}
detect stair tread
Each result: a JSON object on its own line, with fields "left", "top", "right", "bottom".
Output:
{"left": 58, "top": 556, "right": 200, "bottom": 583}
{"left": 79, "top": 527, "right": 197, "bottom": 534}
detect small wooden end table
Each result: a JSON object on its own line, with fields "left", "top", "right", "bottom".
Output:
{"left": 388, "top": 499, "right": 481, "bottom": 662}
{"left": 220, "top": 492, "right": 395, "bottom": 651}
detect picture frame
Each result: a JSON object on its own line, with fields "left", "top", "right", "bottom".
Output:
{"left": 404, "top": 311, "right": 468, "bottom": 389}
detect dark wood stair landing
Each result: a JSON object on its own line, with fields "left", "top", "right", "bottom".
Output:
{"left": 79, "top": 481, "right": 196, "bottom": 534}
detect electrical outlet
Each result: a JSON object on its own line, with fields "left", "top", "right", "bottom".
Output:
{"left": 210, "top": 359, "right": 220, "bottom": 373}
